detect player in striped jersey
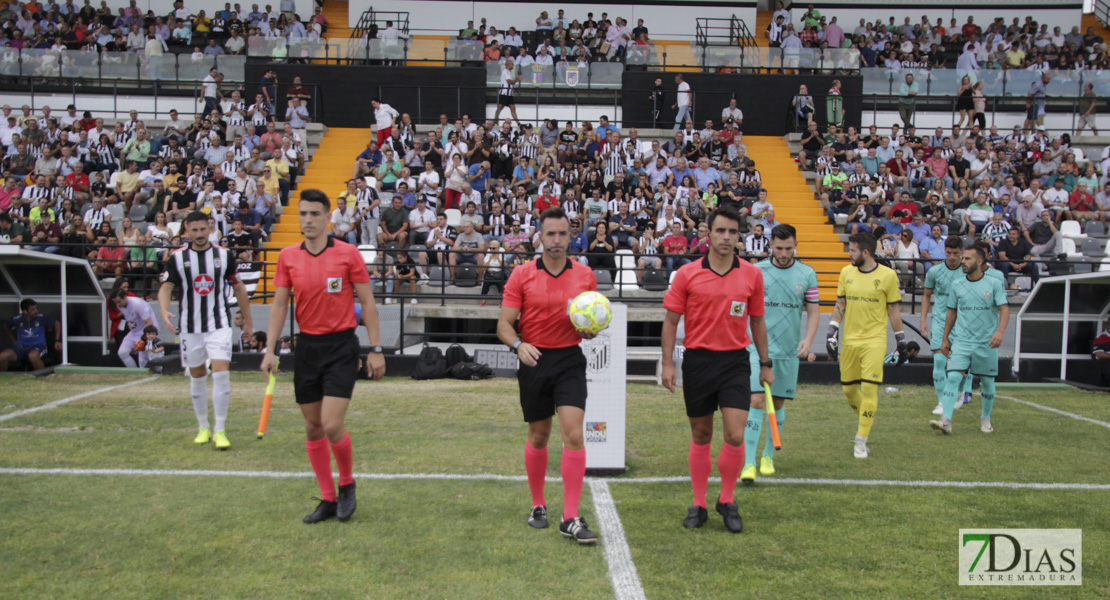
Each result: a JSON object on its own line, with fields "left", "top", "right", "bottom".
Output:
{"left": 158, "top": 211, "right": 253, "bottom": 450}
{"left": 741, "top": 225, "right": 820, "bottom": 482}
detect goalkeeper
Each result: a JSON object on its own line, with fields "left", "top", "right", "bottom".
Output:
{"left": 825, "top": 232, "right": 907, "bottom": 459}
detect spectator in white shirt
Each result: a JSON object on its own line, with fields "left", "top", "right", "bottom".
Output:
{"left": 894, "top": 228, "right": 922, "bottom": 283}
{"left": 330, "top": 195, "right": 359, "bottom": 244}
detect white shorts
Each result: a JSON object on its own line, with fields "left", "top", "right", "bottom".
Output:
{"left": 180, "top": 327, "right": 233, "bottom": 368}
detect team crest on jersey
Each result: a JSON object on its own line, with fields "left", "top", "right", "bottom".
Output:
{"left": 192, "top": 274, "right": 215, "bottom": 295}
{"left": 796, "top": 283, "right": 803, "bottom": 295}
{"left": 873, "top": 279, "right": 881, "bottom": 289}
{"left": 327, "top": 277, "right": 342, "bottom": 293}
{"left": 984, "top": 290, "right": 991, "bottom": 301}
{"left": 729, "top": 301, "right": 747, "bottom": 317}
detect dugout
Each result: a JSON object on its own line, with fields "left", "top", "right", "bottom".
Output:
{"left": 0, "top": 246, "right": 107, "bottom": 368}
{"left": 1013, "top": 271, "right": 1110, "bottom": 386}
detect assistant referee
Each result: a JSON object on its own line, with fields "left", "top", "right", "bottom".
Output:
{"left": 261, "top": 189, "right": 386, "bottom": 524}
{"left": 498, "top": 206, "right": 599, "bottom": 545}
{"left": 661, "top": 206, "right": 772, "bottom": 533}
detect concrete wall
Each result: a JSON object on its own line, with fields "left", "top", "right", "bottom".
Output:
{"left": 789, "top": 0, "right": 1083, "bottom": 35}
{"left": 347, "top": 0, "right": 758, "bottom": 41}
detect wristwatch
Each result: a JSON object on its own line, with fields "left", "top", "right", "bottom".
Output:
{"left": 760, "top": 359, "right": 773, "bottom": 368}
{"left": 510, "top": 339, "right": 522, "bottom": 353}
{"left": 369, "top": 345, "right": 384, "bottom": 354}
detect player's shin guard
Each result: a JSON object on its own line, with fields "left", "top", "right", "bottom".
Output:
{"left": 743, "top": 408, "right": 764, "bottom": 468}
{"left": 716, "top": 443, "right": 745, "bottom": 504}
{"left": 524, "top": 443, "right": 548, "bottom": 507}
{"left": 941, "top": 371, "right": 964, "bottom": 420}
{"left": 765, "top": 408, "right": 784, "bottom": 459}
{"left": 561, "top": 447, "right": 585, "bottom": 521}
{"left": 857, "top": 383, "right": 878, "bottom": 439}
{"left": 330, "top": 433, "right": 354, "bottom": 486}
{"left": 189, "top": 374, "right": 209, "bottom": 429}
{"left": 688, "top": 440, "right": 711, "bottom": 509}
{"left": 932, "top": 352, "right": 947, "bottom": 401}
{"left": 980, "top": 377, "right": 996, "bottom": 420}
{"left": 211, "top": 370, "right": 231, "bottom": 432}
{"left": 843, "top": 385, "right": 862, "bottom": 415}
{"left": 305, "top": 438, "right": 336, "bottom": 502}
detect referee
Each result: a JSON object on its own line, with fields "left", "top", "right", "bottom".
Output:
{"left": 661, "top": 206, "right": 772, "bottom": 533}
{"left": 826, "top": 231, "right": 906, "bottom": 459}
{"left": 261, "top": 189, "right": 386, "bottom": 524}
{"left": 498, "top": 206, "right": 599, "bottom": 545}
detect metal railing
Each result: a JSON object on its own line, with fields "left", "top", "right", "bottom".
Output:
{"left": 863, "top": 68, "right": 1097, "bottom": 98}
{"left": 695, "top": 15, "right": 755, "bottom": 49}
{"left": 1097, "top": 0, "right": 1110, "bottom": 29}
{"left": 351, "top": 6, "right": 410, "bottom": 40}
{"left": 0, "top": 48, "right": 246, "bottom": 83}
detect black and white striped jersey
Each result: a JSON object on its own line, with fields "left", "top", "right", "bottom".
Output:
{"left": 162, "top": 244, "right": 240, "bottom": 334}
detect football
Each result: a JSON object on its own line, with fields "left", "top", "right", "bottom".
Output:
{"left": 568, "top": 291, "right": 612, "bottom": 334}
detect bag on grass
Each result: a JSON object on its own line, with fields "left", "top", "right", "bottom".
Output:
{"left": 445, "top": 344, "right": 472, "bottom": 368}
{"left": 450, "top": 361, "right": 494, "bottom": 381}
{"left": 411, "top": 344, "right": 449, "bottom": 380}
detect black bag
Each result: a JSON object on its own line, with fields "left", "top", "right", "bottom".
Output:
{"left": 450, "top": 361, "right": 494, "bottom": 380}
{"left": 445, "top": 344, "right": 472, "bottom": 368}
{"left": 411, "top": 344, "right": 449, "bottom": 380}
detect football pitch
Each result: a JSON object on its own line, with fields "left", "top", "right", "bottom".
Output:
{"left": 1, "top": 373, "right": 1108, "bottom": 599}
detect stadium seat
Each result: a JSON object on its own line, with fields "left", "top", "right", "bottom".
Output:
{"left": 1072, "top": 147, "right": 1087, "bottom": 166}
{"left": 615, "top": 249, "right": 635, "bottom": 271}
{"left": 425, "top": 265, "right": 449, "bottom": 287}
{"left": 1073, "top": 258, "right": 1095, "bottom": 274}
{"left": 1100, "top": 258, "right": 1110, "bottom": 272}
{"left": 357, "top": 244, "right": 377, "bottom": 265}
{"left": 454, "top": 264, "right": 479, "bottom": 287}
{"left": 106, "top": 171, "right": 121, "bottom": 194}
{"left": 167, "top": 221, "right": 181, "bottom": 237}
{"left": 129, "top": 204, "right": 149, "bottom": 222}
{"left": 105, "top": 203, "right": 124, "bottom": 225}
{"left": 834, "top": 213, "right": 849, "bottom": 225}
{"left": 1063, "top": 237, "right": 1080, "bottom": 257}
{"left": 594, "top": 269, "right": 613, "bottom": 291}
{"left": 1085, "top": 221, "right": 1107, "bottom": 239}
{"left": 1081, "top": 238, "right": 1106, "bottom": 258}
{"left": 407, "top": 244, "right": 426, "bottom": 263}
{"left": 642, "top": 268, "right": 668, "bottom": 291}
{"left": 444, "top": 209, "right": 462, "bottom": 228}
{"left": 615, "top": 264, "right": 638, "bottom": 291}
{"left": 1013, "top": 275, "right": 1032, "bottom": 291}
{"left": 1060, "top": 220, "right": 1086, "bottom": 241}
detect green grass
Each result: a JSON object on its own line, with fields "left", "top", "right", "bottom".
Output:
{"left": 0, "top": 374, "right": 1108, "bottom": 598}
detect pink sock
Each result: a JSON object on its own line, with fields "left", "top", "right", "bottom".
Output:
{"left": 330, "top": 433, "right": 354, "bottom": 486}
{"left": 524, "top": 443, "right": 548, "bottom": 507}
{"left": 688, "top": 440, "right": 712, "bottom": 508}
{"left": 305, "top": 438, "right": 336, "bottom": 502}
{"left": 716, "top": 442, "right": 745, "bottom": 504}
{"left": 561, "top": 447, "right": 586, "bottom": 521}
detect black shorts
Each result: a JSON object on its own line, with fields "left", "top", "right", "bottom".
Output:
{"left": 498, "top": 94, "right": 515, "bottom": 107}
{"left": 293, "top": 328, "right": 360, "bottom": 404}
{"left": 517, "top": 345, "right": 587, "bottom": 422}
{"left": 681, "top": 348, "right": 751, "bottom": 418}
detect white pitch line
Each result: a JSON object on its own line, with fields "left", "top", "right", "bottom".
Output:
{"left": 998, "top": 394, "right": 1110, "bottom": 430}
{"left": 0, "top": 467, "right": 1108, "bottom": 491}
{"left": 0, "top": 376, "right": 158, "bottom": 423}
{"left": 589, "top": 480, "right": 647, "bottom": 600}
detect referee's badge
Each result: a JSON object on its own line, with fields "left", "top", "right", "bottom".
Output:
{"left": 327, "top": 277, "right": 343, "bottom": 293}
{"left": 729, "top": 301, "right": 747, "bottom": 317}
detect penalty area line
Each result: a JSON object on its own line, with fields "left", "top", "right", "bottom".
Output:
{"left": 0, "top": 468, "right": 1108, "bottom": 491}
{"left": 998, "top": 394, "right": 1110, "bottom": 430}
{"left": 0, "top": 377, "right": 159, "bottom": 423}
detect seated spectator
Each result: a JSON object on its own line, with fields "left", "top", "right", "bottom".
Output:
{"left": 0, "top": 299, "right": 60, "bottom": 372}
{"left": 377, "top": 195, "right": 409, "bottom": 247}
{"left": 996, "top": 227, "right": 1035, "bottom": 280}
{"left": 917, "top": 225, "right": 946, "bottom": 271}
{"left": 588, "top": 220, "right": 618, "bottom": 278}
{"left": 449, "top": 220, "right": 486, "bottom": 278}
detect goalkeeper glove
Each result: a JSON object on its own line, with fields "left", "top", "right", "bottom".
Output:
{"left": 825, "top": 322, "right": 840, "bottom": 360}
{"left": 894, "top": 331, "right": 907, "bottom": 364}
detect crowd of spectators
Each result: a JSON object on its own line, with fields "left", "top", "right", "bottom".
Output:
{"left": 345, "top": 96, "right": 776, "bottom": 298}
{"left": 0, "top": 0, "right": 329, "bottom": 68}
{"left": 0, "top": 65, "right": 303, "bottom": 294}
{"left": 767, "top": 3, "right": 1108, "bottom": 73}
{"left": 808, "top": 116, "right": 1104, "bottom": 286}
{"left": 458, "top": 10, "right": 652, "bottom": 66}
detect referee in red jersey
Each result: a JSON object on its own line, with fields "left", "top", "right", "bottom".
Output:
{"left": 498, "top": 206, "right": 600, "bottom": 545}
{"left": 260, "top": 189, "right": 386, "bottom": 524}
{"left": 661, "top": 206, "right": 772, "bottom": 533}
